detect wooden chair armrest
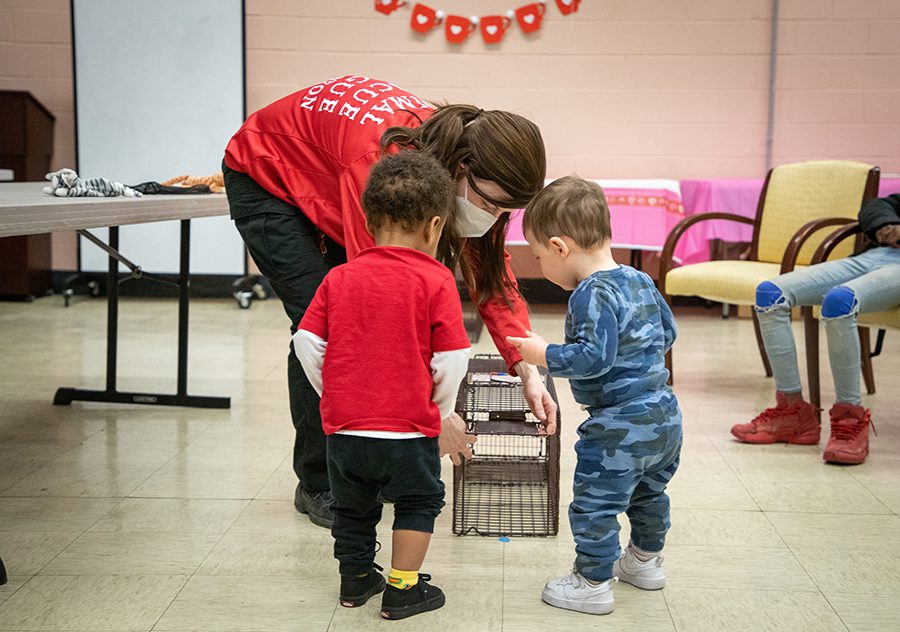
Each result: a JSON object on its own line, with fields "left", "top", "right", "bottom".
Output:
{"left": 659, "top": 212, "right": 755, "bottom": 298}
{"left": 810, "top": 221, "right": 863, "bottom": 265}
{"left": 780, "top": 217, "right": 858, "bottom": 274}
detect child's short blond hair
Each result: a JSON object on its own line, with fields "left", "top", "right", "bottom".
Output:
{"left": 523, "top": 176, "right": 611, "bottom": 249}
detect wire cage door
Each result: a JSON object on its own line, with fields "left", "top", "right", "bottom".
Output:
{"left": 452, "top": 355, "right": 561, "bottom": 537}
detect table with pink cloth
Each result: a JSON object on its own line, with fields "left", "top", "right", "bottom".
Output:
{"left": 678, "top": 177, "right": 900, "bottom": 265}
{"left": 506, "top": 177, "right": 900, "bottom": 265}
{"left": 506, "top": 178, "right": 689, "bottom": 260}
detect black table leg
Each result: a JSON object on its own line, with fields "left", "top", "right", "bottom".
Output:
{"left": 54, "top": 221, "right": 230, "bottom": 409}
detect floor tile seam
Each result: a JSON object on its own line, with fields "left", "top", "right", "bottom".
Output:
{"left": 215, "top": 498, "right": 266, "bottom": 539}
{"left": 0, "top": 470, "right": 35, "bottom": 496}
{"left": 24, "top": 498, "right": 127, "bottom": 577}
{"left": 660, "top": 586, "right": 679, "bottom": 632}
{"left": 777, "top": 537, "right": 884, "bottom": 607}
{"left": 663, "top": 583, "right": 824, "bottom": 593}
{"left": 148, "top": 519, "right": 237, "bottom": 632}
{"left": 129, "top": 464, "right": 287, "bottom": 475}
{"left": 691, "top": 409, "right": 765, "bottom": 514}
{"left": 757, "top": 501, "right": 826, "bottom": 604}
{"left": 762, "top": 509, "right": 900, "bottom": 517}
{"left": 817, "top": 589, "right": 854, "bottom": 632}
{"left": 323, "top": 589, "right": 339, "bottom": 632}
{"left": 33, "top": 531, "right": 221, "bottom": 572}
{"left": 252, "top": 453, "right": 294, "bottom": 502}
{"left": 662, "top": 544, "right": 791, "bottom": 551}
{"left": 754, "top": 507, "right": 895, "bottom": 515}
{"left": 125, "top": 494, "right": 260, "bottom": 501}
{"left": 0, "top": 490, "right": 152, "bottom": 501}
{"left": 846, "top": 469, "right": 900, "bottom": 514}
{"left": 98, "top": 437, "right": 196, "bottom": 497}
{"left": 0, "top": 529, "right": 82, "bottom": 535}
{"left": 0, "top": 574, "right": 37, "bottom": 614}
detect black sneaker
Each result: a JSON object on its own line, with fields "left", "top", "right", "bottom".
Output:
{"left": 380, "top": 573, "right": 445, "bottom": 620}
{"left": 293, "top": 484, "right": 335, "bottom": 529}
{"left": 339, "top": 565, "right": 386, "bottom": 608}
{"left": 0, "top": 557, "right": 7, "bottom": 585}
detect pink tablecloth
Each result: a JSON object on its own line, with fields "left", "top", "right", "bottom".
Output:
{"left": 678, "top": 177, "right": 900, "bottom": 264}
{"left": 506, "top": 178, "right": 685, "bottom": 256}
{"left": 505, "top": 177, "right": 900, "bottom": 265}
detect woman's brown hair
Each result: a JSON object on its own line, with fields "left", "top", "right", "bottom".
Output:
{"left": 381, "top": 104, "right": 546, "bottom": 303}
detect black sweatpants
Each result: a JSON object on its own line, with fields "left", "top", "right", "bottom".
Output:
{"left": 327, "top": 434, "right": 445, "bottom": 576}
{"left": 223, "top": 164, "right": 346, "bottom": 493}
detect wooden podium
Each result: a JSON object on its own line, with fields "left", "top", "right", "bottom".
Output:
{"left": 0, "top": 90, "right": 55, "bottom": 299}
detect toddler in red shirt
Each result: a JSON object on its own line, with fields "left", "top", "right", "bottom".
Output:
{"left": 294, "top": 150, "right": 470, "bottom": 620}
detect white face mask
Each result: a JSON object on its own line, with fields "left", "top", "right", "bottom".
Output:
{"left": 456, "top": 180, "right": 499, "bottom": 238}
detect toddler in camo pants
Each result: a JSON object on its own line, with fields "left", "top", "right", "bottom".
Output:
{"left": 508, "top": 176, "right": 682, "bottom": 616}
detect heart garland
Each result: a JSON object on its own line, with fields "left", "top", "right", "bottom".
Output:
{"left": 374, "top": 0, "right": 580, "bottom": 45}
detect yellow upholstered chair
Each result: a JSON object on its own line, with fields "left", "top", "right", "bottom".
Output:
{"left": 659, "top": 160, "right": 880, "bottom": 379}
{"left": 803, "top": 222, "right": 898, "bottom": 408}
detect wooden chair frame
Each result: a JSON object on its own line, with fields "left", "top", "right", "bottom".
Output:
{"left": 658, "top": 165, "right": 881, "bottom": 381}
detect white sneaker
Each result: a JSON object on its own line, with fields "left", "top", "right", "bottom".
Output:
{"left": 613, "top": 545, "right": 666, "bottom": 590}
{"left": 541, "top": 570, "right": 616, "bottom": 615}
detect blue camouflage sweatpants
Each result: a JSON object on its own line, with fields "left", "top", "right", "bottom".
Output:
{"left": 570, "top": 406, "right": 682, "bottom": 582}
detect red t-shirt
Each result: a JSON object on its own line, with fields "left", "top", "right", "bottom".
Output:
{"left": 299, "top": 246, "right": 471, "bottom": 437}
{"left": 225, "top": 75, "right": 530, "bottom": 371}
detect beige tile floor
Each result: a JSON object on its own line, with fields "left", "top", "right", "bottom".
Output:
{"left": 0, "top": 296, "right": 898, "bottom": 631}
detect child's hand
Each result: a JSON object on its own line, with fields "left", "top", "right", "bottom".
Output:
{"left": 506, "top": 330, "right": 549, "bottom": 368}
{"left": 439, "top": 412, "right": 477, "bottom": 465}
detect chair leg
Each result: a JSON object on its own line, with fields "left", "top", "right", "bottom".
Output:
{"left": 859, "top": 327, "right": 876, "bottom": 395}
{"left": 803, "top": 307, "right": 821, "bottom": 414}
{"left": 872, "top": 329, "right": 886, "bottom": 358}
{"left": 751, "top": 310, "right": 773, "bottom": 377}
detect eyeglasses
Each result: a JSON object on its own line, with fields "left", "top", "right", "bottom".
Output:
{"left": 466, "top": 172, "right": 527, "bottom": 210}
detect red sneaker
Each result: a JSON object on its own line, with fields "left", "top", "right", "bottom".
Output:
{"left": 731, "top": 392, "right": 820, "bottom": 445}
{"left": 823, "top": 403, "right": 871, "bottom": 465}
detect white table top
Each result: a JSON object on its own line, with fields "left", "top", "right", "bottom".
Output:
{"left": 0, "top": 182, "right": 230, "bottom": 238}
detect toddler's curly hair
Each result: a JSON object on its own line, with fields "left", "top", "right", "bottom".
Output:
{"left": 362, "top": 150, "right": 455, "bottom": 232}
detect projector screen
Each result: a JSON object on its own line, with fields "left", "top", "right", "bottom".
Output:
{"left": 73, "top": 0, "right": 245, "bottom": 275}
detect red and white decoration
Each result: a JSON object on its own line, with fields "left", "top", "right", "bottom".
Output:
{"left": 374, "top": 0, "right": 580, "bottom": 45}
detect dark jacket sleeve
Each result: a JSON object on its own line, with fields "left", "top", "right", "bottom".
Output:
{"left": 859, "top": 194, "right": 900, "bottom": 242}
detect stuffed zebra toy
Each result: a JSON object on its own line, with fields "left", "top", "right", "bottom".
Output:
{"left": 43, "top": 168, "right": 142, "bottom": 198}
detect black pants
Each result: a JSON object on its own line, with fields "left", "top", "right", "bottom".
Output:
{"left": 327, "top": 434, "right": 445, "bottom": 576}
{"left": 224, "top": 164, "right": 346, "bottom": 493}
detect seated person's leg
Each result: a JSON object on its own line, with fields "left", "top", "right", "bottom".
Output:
{"left": 731, "top": 258, "right": 868, "bottom": 445}
{"left": 820, "top": 256, "right": 900, "bottom": 464}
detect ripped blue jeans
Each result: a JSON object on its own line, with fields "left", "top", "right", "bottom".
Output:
{"left": 755, "top": 246, "right": 900, "bottom": 404}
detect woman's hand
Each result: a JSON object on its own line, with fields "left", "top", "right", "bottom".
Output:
{"left": 514, "top": 360, "right": 558, "bottom": 436}
{"left": 439, "top": 412, "right": 477, "bottom": 465}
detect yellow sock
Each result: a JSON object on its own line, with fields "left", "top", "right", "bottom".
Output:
{"left": 387, "top": 568, "right": 419, "bottom": 590}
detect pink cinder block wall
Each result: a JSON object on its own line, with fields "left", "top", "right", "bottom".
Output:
{"left": 0, "top": 0, "right": 76, "bottom": 268}
{"left": 1, "top": 0, "right": 898, "bottom": 270}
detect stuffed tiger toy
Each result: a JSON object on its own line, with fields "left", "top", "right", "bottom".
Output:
{"left": 161, "top": 172, "right": 225, "bottom": 193}
{"left": 43, "top": 168, "right": 141, "bottom": 198}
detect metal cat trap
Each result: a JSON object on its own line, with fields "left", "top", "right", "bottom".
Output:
{"left": 452, "top": 354, "right": 561, "bottom": 537}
